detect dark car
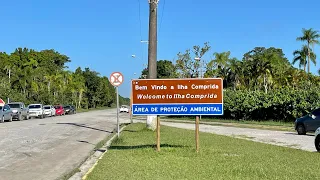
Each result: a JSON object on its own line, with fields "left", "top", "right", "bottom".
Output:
{"left": 315, "top": 127, "right": 320, "bottom": 152}
{"left": 295, "top": 108, "right": 320, "bottom": 135}
{"left": 63, "top": 105, "right": 76, "bottom": 115}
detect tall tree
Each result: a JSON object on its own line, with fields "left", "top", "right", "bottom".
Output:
{"left": 140, "top": 60, "right": 177, "bottom": 79}
{"left": 175, "top": 42, "right": 211, "bottom": 78}
{"left": 296, "top": 28, "right": 320, "bottom": 73}
{"left": 292, "top": 45, "right": 316, "bottom": 72}
{"left": 0, "top": 47, "right": 120, "bottom": 108}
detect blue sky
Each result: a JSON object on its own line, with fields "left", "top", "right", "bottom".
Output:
{"left": 1, "top": 0, "right": 320, "bottom": 98}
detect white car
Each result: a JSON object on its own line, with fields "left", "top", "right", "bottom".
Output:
{"left": 28, "top": 104, "right": 45, "bottom": 119}
{"left": 119, "top": 105, "right": 129, "bottom": 113}
{"left": 44, "top": 105, "right": 56, "bottom": 117}
{"left": 315, "top": 127, "right": 320, "bottom": 152}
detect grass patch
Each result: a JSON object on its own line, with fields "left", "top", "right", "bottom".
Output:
{"left": 85, "top": 123, "right": 320, "bottom": 180}
{"left": 234, "top": 134, "right": 256, "bottom": 140}
{"left": 163, "top": 116, "right": 294, "bottom": 126}
{"left": 157, "top": 117, "right": 295, "bottom": 132}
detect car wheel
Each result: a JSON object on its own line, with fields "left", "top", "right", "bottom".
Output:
{"left": 1, "top": 116, "right": 4, "bottom": 123}
{"left": 8, "top": 115, "right": 13, "bottom": 122}
{"left": 297, "top": 124, "right": 306, "bottom": 135}
{"left": 315, "top": 136, "right": 320, "bottom": 152}
{"left": 24, "top": 114, "right": 29, "bottom": 120}
{"left": 18, "top": 114, "right": 23, "bottom": 121}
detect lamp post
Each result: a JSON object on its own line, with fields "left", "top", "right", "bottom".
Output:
{"left": 194, "top": 57, "right": 204, "bottom": 78}
{"left": 130, "top": 72, "right": 137, "bottom": 124}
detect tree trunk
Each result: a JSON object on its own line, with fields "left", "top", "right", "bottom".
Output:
{"left": 78, "top": 91, "right": 83, "bottom": 109}
{"left": 263, "top": 73, "right": 268, "bottom": 93}
{"left": 308, "top": 42, "right": 310, "bottom": 73}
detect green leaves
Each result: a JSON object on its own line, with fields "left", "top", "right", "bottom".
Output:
{"left": 0, "top": 48, "right": 119, "bottom": 108}
{"left": 223, "top": 87, "right": 320, "bottom": 121}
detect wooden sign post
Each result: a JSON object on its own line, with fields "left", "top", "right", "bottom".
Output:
{"left": 131, "top": 78, "right": 223, "bottom": 153}
{"left": 196, "top": 116, "right": 199, "bottom": 152}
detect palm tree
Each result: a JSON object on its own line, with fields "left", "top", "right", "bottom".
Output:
{"left": 292, "top": 45, "right": 308, "bottom": 71}
{"left": 228, "top": 59, "right": 243, "bottom": 90}
{"left": 212, "top": 51, "right": 231, "bottom": 70}
{"left": 296, "top": 28, "right": 320, "bottom": 73}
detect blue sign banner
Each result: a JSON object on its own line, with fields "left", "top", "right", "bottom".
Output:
{"left": 132, "top": 104, "right": 223, "bottom": 115}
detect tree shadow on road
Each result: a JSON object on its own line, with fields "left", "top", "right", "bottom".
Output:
{"left": 56, "top": 123, "right": 113, "bottom": 133}
{"left": 109, "top": 144, "right": 187, "bottom": 150}
{"left": 77, "top": 140, "right": 95, "bottom": 145}
{"left": 284, "top": 132, "right": 315, "bottom": 137}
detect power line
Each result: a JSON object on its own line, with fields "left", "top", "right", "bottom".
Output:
{"left": 137, "top": 0, "right": 144, "bottom": 64}
{"left": 137, "top": 0, "right": 143, "bottom": 41}
{"left": 158, "top": 0, "right": 166, "bottom": 35}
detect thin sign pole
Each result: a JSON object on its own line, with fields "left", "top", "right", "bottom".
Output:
{"left": 130, "top": 80, "right": 133, "bottom": 124}
{"left": 156, "top": 115, "right": 160, "bottom": 151}
{"left": 116, "top": 86, "right": 120, "bottom": 138}
{"left": 195, "top": 116, "right": 199, "bottom": 153}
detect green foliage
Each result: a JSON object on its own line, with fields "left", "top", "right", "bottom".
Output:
{"left": 223, "top": 87, "right": 320, "bottom": 122}
{"left": 119, "top": 96, "right": 130, "bottom": 106}
{"left": 0, "top": 47, "right": 123, "bottom": 108}
{"left": 140, "top": 60, "right": 178, "bottom": 79}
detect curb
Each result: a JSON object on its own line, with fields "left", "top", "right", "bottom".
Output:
{"left": 68, "top": 125, "right": 127, "bottom": 180}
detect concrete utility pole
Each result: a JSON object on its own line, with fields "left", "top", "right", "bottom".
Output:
{"left": 146, "top": 0, "right": 159, "bottom": 131}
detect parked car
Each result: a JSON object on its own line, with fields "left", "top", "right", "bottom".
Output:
{"left": 0, "top": 104, "right": 13, "bottom": 123}
{"left": 7, "top": 102, "right": 30, "bottom": 120}
{"left": 119, "top": 105, "right": 129, "bottom": 113}
{"left": 315, "top": 127, "right": 320, "bottom": 152}
{"left": 63, "top": 105, "right": 76, "bottom": 115}
{"left": 43, "top": 105, "right": 56, "bottom": 117}
{"left": 70, "top": 105, "right": 77, "bottom": 114}
{"left": 28, "top": 104, "right": 45, "bottom": 119}
{"left": 54, "top": 105, "right": 65, "bottom": 116}
{"left": 295, "top": 108, "right": 320, "bottom": 135}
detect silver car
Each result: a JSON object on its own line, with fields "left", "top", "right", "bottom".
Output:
{"left": 0, "top": 104, "right": 13, "bottom": 123}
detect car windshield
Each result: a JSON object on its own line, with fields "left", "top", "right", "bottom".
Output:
{"left": 54, "top": 106, "right": 61, "bottom": 109}
{"left": 8, "top": 104, "right": 21, "bottom": 108}
{"left": 64, "top": 106, "right": 70, "bottom": 108}
{"left": 29, "top": 105, "right": 41, "bottom": 109}
{"left": 44, "top": 106, "right": 51, "bottom": 109}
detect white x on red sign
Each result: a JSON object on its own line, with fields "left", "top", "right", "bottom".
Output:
{"left": 110, "top": 72, "right": 124, "bottom": 87}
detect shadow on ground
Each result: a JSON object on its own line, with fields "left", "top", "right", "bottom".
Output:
{"left": 284, "top": 132, "right": 315, "bottom": 137}
{"left": 109, "top": 144, "right": 187, "bottom": 150}
{"left": 77, "top": 140, "right": 95, "bottom": 145}
{"left": 56, "top": 123, "right": 113, "bottom": 133}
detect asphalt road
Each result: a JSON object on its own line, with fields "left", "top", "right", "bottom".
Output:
{"left": 0, "top": 109, "right": 130, "bottom": 180}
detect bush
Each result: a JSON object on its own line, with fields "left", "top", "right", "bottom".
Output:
{"left": 222, "top": 87, "right": 320, "bottom": 122}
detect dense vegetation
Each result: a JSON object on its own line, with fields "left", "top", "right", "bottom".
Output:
{"left": 140, "top": 28, "right": 320, "bottom": 122}
{"left": 0, "top": 48, "right": 129, "bottom": 108}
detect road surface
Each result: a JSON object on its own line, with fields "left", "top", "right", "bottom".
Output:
{"left": 0, "top": 109, "right": 130, "bottom": 180}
